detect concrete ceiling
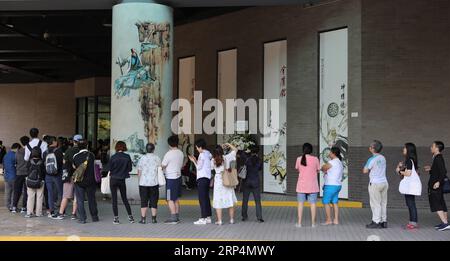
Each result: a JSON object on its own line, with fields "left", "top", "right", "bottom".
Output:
{"left": 0, "top": 0, "right": 320, "bottom": 10}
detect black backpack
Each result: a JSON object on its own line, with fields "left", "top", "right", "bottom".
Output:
{"left": 27, "top": 160, "right": 44, "bottom": 189}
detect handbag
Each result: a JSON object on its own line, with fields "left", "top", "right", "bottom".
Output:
{"left": 157, "top": 167, "right": 166, "bottom": 186}
{"left": 222, "top": 168, "right": 239, "bottom": 188}
{"left": 238, "top": 163, "right": 247, "bottom": 179}
{"left": 399, "top": 160, "right": 422, "bottom": 196}
{"left": 101, "top": 174, "right": 111, "bottom": 194}
{"left": 443, "top": 176, "right": 450, "bottom": 194}
{"left": 72, "top": 153, "right": 90, "bottom": 184}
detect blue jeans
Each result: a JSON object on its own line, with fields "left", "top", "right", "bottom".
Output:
{"left": 45, "top": 175, "right": 63, "bottom": 212}
{"left": 405, "top": 195, "right": 418, "bottom": 223}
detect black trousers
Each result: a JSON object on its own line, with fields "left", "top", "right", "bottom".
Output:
{"left": 12, "top": 175, "right": 28, "bottom": 209}
{"left": 74, "top": 185, "right": 98, "bottom": 222}
{"left": 110, "top": 178, "right": 132, "bottom": 217}
{"left": 242, "top": 186, "right": 263, "bottom": 220}
{"left": 405, "top": 195, "right": 418, "bottom": 223}
{"left": 197, "top": 178, "right": 212, "bottom": 218}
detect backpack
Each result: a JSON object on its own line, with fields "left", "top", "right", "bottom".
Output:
{"left": 27, "top": 140, "right": 42, "bottom": 155}
{"left": 72, "top": 152, "right": 90, "bottom": 184}
{"left": 45, "top": 149, "right": 59, "bottom": 175}
{"left": 26, "top": 160, "right": 44, "bottom": 189}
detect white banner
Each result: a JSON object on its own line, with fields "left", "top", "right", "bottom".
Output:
{"left": 319, "top": 28, "right": 349, "bottom": 199}
{"left": 263, "top": 40, "right": 287, "bottom": 194}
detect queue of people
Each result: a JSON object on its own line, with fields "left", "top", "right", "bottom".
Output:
{"left": 2, "top": 128, "right": 449, "bottom": 232}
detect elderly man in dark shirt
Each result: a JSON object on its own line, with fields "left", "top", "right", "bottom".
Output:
{"left": 425, "top": 141, "right": 449, "bottom": 231}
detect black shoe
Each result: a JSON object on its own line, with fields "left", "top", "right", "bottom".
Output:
{"left": 71, "top": 214, "right": 78, "bottom": 220}
{"left": 113, "top": 217, "right": 120, "bottom": 225}
{"left": 92, "top": 216, "right": 99, "bottom": 222}
{"left": 152, "top": 217, "right": 157, "bottom": 224}
{"left": 139, "top": 217, "right": 146, "bottom": 224}
{"left": 242, "top": 217, "right": 248, "bottom": 222}
{"left": 78, "top": 220, "right": 86, "bottom": 224}
{"left": 257, "top": 219, "right": 265, "bottom": 223}
{"left": 380, "top": 222, "right": 388, "bottom": 229}
{"left": 366, "top": 222, "right": 381, "bottom": 229}
{"left": 128, "top": 215, "right": 135, "bottom": 224}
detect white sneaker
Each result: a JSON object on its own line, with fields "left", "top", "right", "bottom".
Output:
{"left": 295, "top": 223, "right": 302, "bottom": 228}
{"left": 215, "top": 221, "right": 223, "bottom": 226}
{"left": 194, "top": 218, "right": 207, "bottom": 225}
{"left": 230, "top": 219, "right": 235, "bottom": 224}
{"left": 205, "top": 217, "right": 212, "bottom": 224}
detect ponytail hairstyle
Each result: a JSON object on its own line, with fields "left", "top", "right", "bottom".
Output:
{"left": 301, "top": 143, "right": 313, "bottom": 166}
{"left": 212, "top": 145, "right": 224, "bottom": 167}
{"left": 330, "top": 147, "right": 342, "bottom": 161}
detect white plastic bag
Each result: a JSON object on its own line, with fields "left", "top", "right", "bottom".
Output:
{"left": 399, "top": 160, "right": 422, "bottom": 196}
{"left": 101, "top": 174, "right": 111, "bottom": 194}
{"left": 157, "top": 167, "right": 166, "bottom": 186}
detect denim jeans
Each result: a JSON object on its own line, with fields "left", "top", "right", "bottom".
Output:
{"left": 405, "top": 194, "right": 418, "bottom": 223}
{"left": 45, "top": 175, "right": 63, "bottom": 213}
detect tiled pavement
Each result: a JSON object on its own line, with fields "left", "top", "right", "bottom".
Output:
{"left": 1, "top": 179, "right": 449, "bottom": 241}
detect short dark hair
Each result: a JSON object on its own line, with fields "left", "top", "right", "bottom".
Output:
{"left": 20, "top": 136, "right": 30, "bottom": 147}
{"left": 77, "top": 140, "right": 88, "bottom": 150}
{"left": 146, "top": 143, "right": 155, "bottom": 153}
{"left": 11, "top": 143, "right": 21, "bottom": 150}
{"left": 29, "top": 128, "right": 39, "bottom": 138}
{"left": 115, "top": 141, "right": 127, "bottom": 152}
{"left": 167, "top": 135, "right": 179, "bottom": 147}
{"left": 434, "top": 141, "right": 445, "bottom": 152}
{"left": 46, "top": 136, "right": 57, "bottom": 146}
{"left": 194, "top": 138, "right": 207, "bottom": 149}
{"left": 371, "top": 140, "right": 383, "bottom": 153}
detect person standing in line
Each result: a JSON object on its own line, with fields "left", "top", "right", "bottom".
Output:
{"left": 12, "top": 136, "right": 30, "bottom": 214}
{"left": 321, "top": 147, "right": 344, "bottom": 226}
{"left": 3, "top": 143, "right": 20, "bottom": 211}
{"left": 53, "top": 135, "right": 82, "bottom": 220}
{"left": 137, "top": 143, "right": 161, "bottom": 224}
{"left": 161, "top": 135, "right": 185, "bottom": 224}
{"left": 295, "top": 143, "right": 320, "bottom": 228}
{"left": 109, "top": 141, "right": 134, "bottom": 224}
{"left": 24, "top": 128, "right": 48, "bottom": 161}
{"left": 0, "top": 140, "right": 6, "bottom": 164}
{"left": 363, "top": 140, "right": 389, "bottom": 229}
{"left": 43, "top": 136, "right": 64, "bottom": 218}
{"left": 241, "top": 145, "right": 264, "bottom": 223}
{"left": 25, "top": 147, "right": 45, "bottom": 218}
{"left": 424, "top": 141, "right": 449, "bottom": 231}
{"left": 396, "top": 143, "right": 422, "bottom": 230}
{"left": 73, "top": 140, "right": 99, "bottom": 224}
{"left": 188, "top": 138, "right": 213, "bottom": 225}
{"left": 211, "top": 143, "right": 238, "bottom": 225}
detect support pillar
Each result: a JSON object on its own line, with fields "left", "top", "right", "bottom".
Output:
{"left": 111, "top": 0, "right": 173, "bottom": 199}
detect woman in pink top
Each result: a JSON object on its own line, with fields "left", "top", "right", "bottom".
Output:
{"left": 295, "top": 143, "right": 320, "bottom": 228}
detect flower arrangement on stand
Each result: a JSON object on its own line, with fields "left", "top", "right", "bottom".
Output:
{"left": 226, "top": 133, "right": 256, "bottom": 153}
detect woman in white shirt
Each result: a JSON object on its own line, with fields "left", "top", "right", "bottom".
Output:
{"left": 321, "top": 147, "right": 344, "bottom": 226}
{"left": 211, "top": 143, "right": 238, "bottom": 225}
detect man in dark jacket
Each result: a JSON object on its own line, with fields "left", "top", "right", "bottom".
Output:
{"left": 425, "top": 141, "right": 449, "bottom": 231}
{"left": 73, "top": 140, "right": 98, "bottom": 224}
{"left": 12, "top": 136, "right": 30, "bottom": 213}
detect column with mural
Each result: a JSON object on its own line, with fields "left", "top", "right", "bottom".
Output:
{"left": 111, "top": 1, "right": 173, "bottom": 199}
